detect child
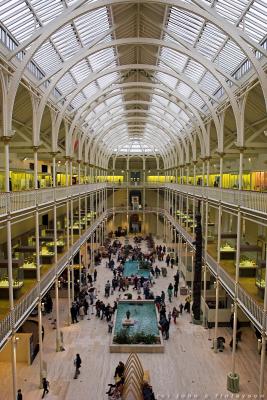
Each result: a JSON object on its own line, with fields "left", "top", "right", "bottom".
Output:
{"left": 179, "top": 303, "right": 184, "bottom": 315}
{"left": 108, "top": 320, "right": 114, "bottom": 333}
{"left": 168, "top": 311, "right": 172, "bottom": 325}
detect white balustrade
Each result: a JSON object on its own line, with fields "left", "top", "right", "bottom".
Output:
{"left": 166, "top": 183, "right": 267, "bottom": 215}
{"left": 0, "top": 212, "right": 107, "bottom": 348}
{"left": 0, "top": 183, "right": 107, "bottom": 216}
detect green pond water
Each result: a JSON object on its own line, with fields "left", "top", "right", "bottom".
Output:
{"left": 123, "top": 260, "right": 150, "bottom": 278}
{"left": 114, "top": 302, "right": 159, "bottom": 336}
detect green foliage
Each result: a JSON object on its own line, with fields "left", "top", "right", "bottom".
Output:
{"left": 113, "top": 329, "right": 131, "bottom": 344}
{"left": 113, "top": 329, "right": 157, "bottom": 345}
{"left": 139, "top": 260, "right": 151, "bottom": 270}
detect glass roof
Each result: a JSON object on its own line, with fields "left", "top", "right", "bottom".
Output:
{"left": 0, "top": 0, "right": 266, "bottom": 157}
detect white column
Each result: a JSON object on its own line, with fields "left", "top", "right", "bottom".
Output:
{"left": 259, "top": 238, "right": 267, "bottom": 395}
{"left": 34, "top": 147, "right": 44, "bottom": 386}
{"left": 4, "top": 139, "right": 17, "bottom": 400}
{"left": 219, "top": 154, "right": 224, "bottom": 189}
{"left": 214, "top": 204, "right": 222, "bottom": 352}
{"left": 65, "top": 158, "right": 71, "bottom": 325}
{"left": 202, "top": 198, "right": 209, "bottom": 328}
{"left": 230, "top": 208, "right": 241, "bottom": 382}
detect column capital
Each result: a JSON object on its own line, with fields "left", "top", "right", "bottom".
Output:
{"left": 32, "top": 146, "right": 40, "bottom": 152}
{"left": 50, "top": 151, "right": 59, "bottom": 158}
{"left": 215, "top": 151, "right": 226, "bottom": 157}
{"left": 179, "top": 164, "right": 185, "bottom": 168}
{"left": 234, "top": 143, "right": 246, "bottom": 152}
{"left": 200, "top": 156, "right": 212, "bottom": 162}
{"left": 76, "top": 159, "right": 82, "bottom": 164}
{"left": 0, "top": 136, "right": 13, "bottom": 144}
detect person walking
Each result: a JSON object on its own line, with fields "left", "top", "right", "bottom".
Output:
{"left": 70, "top": 302, "right": 78, "bottom": 323}
{"left": 166, "top": 254, "right": 170, "bottom": 267}
{"left": 161, "top": 291, "right": 165, "bottom": 304}
{"left": 172, "top": 307, "right": 179, "bottom": 324}
{"left": 105, "top": 281, "right": 111, "bottom": 297}
{"left": 17, "top": 389, "right": 23, "bottom": 400}
{"left": 79, "top": 304, "right": 85, "bottom": 320}
{"left": 168, "top": 311, "right": 172, "bottom": 325}
{"left": 174, "top": 281, "right": 178, "bottom": 297}
{"left": 179, "top": 303, "right": 184, "bottom": 314}
{"left": 167, "top": 283, "right": 173, "bottom": 303}
{"left": 174, "top": 271, "right": 179, "bottom": 284}
{"left": 93, "top": 268, "right": 97, "bottom": 282}
{"left": 41, "top": 378, "right": 49, "bottom": 398}
{"left": 74, "top": 354, "right": 82, "bottom": 379}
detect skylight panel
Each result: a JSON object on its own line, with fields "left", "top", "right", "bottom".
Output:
{"left": 57, "top": 73, "right": 77, "bottom": 93}
{"left": 179, "top": 110, "right": 189, "bottom": 123}
{"left": 33, "top": 42, "right": 62, "bottom": 73}
{"left": 160, "top": 47, "right": 188, "bottom": 72}
{"left": 196, "top": 23, "right": 226, "bottom": 61}
{"left": 74, "top": 7, "right": 110, "bottom": 46}
{"left": 51, "top": 25, "right": 80, "bottom": 60}
{"left": 244, "top": 8, "right": 267, "bottom": 42}
{"left": 215, "top": 40, "right": 246, "bottom": 74}
{"left": 89, "top": 48, "right": 116, "bottom": 71}
{"left": 32, "top": 0, "right": 63, "bottom": 26}
{"left": 71, "top": 93, "right": 86, "bottom": 109}
{"left": 11, "top": 19, "right": 38, "bottom": 42}
{"left": 189, "top": 92, "right": 205, "bottom": 110}
{"left": 199, "top": 72, "right": 220, "bottom": 95}
{"left": 1, "top": 3, "right": 28, "bottom": 24}
{"left": 169, "top": 102, "right": 182, "bottom": 114}
{"left": 83, "top": 82, "right": 99, "bottom": 98}
{"left": 71, "top": 60, "right": 91, "bottom": 83}
{"left": 168, "top": 7, "right": 204, "bottom": 46}
{"left": 215, "top": 0, "right": 247, "bottom": 25}
{"left": 151, "top": 94, "right": 169, "bottom": 107}
{"left": 184, "top": 60, "right": 205, "bottom": 83}
{"left": 176, "top": 82, "right": 193, "bottom": 98}
{"left": 97, "top": 72, "right": 119, "bottom": 89}
{"left": 155, "top": 72, "right": 177, "bottom": 90}
{"left": 105, "top": 96, "right": 122, "bottom": 107}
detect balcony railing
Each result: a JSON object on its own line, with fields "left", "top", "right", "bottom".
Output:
{"left": 166, "top": 183, "right": 267, "bottom": 216}
{"left": 0, "top": 183, "right": 107, "bottom": 216}
{"left": 166, "top": 211, "right": 265, "bottom": 332}
{"left": 1, "top": 182, "right": 267, "bottom": 217}
{"left": 0, "top": 212, "right": 107, "bottom": 348}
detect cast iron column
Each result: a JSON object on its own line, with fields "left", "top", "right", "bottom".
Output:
{"left": 192, "top": 203, "right": 202, "bottom": 322}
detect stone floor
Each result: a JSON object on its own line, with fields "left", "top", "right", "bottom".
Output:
{"left": 0, "top": 236, "right": 266, "bottom": 400}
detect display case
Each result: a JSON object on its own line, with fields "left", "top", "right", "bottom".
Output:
{"left": 0, "top": 260, "right": 24, "bottom": 298}
{"left": 37, "top": 247, "right": 55, "bottom": 264}
{"left": 46, "top": 239, "right": 65, "bottom": 253}
{"left": 256, "top": 262, "right": 266, "bottom": 293}
{"left": 220, "top": 241, "right": 236, "bottom": 260}
{"left": 236, "top": 245, "right": 260, "bottom": 277}
{"left": 19, "top": 254, "right": 39, "bottom": 278}
{"left": 255, "top": 239, "right": 266, "bottom": 297}
{"left": 203, "top": 222, "right": 216, "bottom": 243}
{"left": 219, "top": 233, "right": 237, "bottom": 260}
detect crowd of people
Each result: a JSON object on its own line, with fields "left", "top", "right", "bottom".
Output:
{"left": 62, "top": 235, "right": 192, "bottom": 399}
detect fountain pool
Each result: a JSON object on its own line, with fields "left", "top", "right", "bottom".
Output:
{"left": 110, "top": 300, "right": 164, "bottom": 353}
{"left": 123, "top": 260, "right": 150, "bottom": 279}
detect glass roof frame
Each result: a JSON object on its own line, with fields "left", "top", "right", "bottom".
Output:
{"left": 1, "top": 0, "right": 267, "bottom": 158}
